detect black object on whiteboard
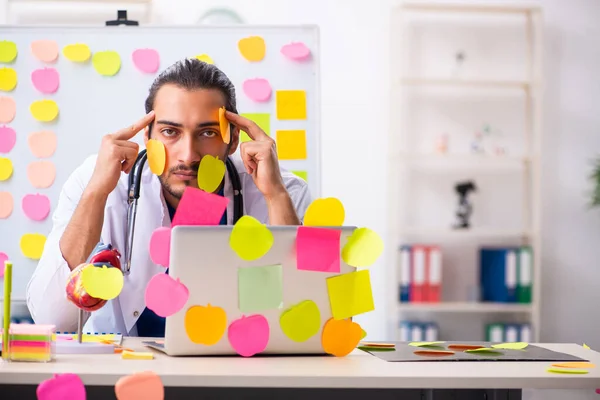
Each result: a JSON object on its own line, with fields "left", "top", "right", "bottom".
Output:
{"left": 106, "top": 10, "right": 139, "bottom": 26}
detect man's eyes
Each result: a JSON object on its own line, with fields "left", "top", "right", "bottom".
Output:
{"left": 201, "top": 130, "right": 219, "bottom": 138}
{"left": 161, "top": 128, "right": 177, "bottom": 137}
{"left": 159, "top": 129, "right": 218, "bottom": 138}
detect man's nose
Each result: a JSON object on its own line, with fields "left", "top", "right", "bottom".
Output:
{"left": 176, "top": 134, "right": 200, "bottom": 165}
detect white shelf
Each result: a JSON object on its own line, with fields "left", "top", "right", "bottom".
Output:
{"left": 400, "top": 78, "right": 530, "bottom": 90}
{"left": 397, "top": 227, "right": 531, "bottom": 238}
{"left": 397, "top": 302, "right": 533, "bottom": 313}
{"left": 399, "top": 3, "right": 541, "bottom": 15}
{"left": 395, "top": 153, "right": 530, "bottom": 170}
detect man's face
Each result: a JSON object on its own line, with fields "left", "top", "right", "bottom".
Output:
{"left": 144, "top": 84, "right": 238, "bottom": 201}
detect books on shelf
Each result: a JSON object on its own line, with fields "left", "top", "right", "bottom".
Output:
{"left": 398, "top": 244, "right": 442, "bottom": 303}
{"left": 479, "top": 246, "right": 533, "bottom": 303}
{"left": 486, "top": 323, "right": 532, "bottom": 343}
{"left": 399, "top": 320, "right": 439, "bottom": 342}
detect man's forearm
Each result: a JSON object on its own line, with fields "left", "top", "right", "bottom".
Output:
{"left": 59, "top": 189, "right": 108, "bottom": 270}
{"left": 266, "top": 191, "right": 301, "bottom": 225}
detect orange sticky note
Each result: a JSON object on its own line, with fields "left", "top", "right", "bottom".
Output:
{"left": 28, "top": 131, "right": 57, "bottom": 158}
{"left": 27, "top": 161, "right": 56, "bottom": 188}
{"left": 321, "top": 318, "right": 362, "bottom": 357}
{"left": 115, "top": 371, "right": 164, "bottom": 400}
{"left": 185, "top": 304, "right": 227, "bottom": 345}
{"left": 551, "top": 362, "right": 595, "bottom": 369}
{"left": 146, "top": 139, "right": 166, "bottom": 175}
{"left": 219, "top": 107, "right": 230, "bottom": 144}
{"left": 276, "top": 130, "right": 307, "bottom": 160}
{"left": 276, "top": 90, "right": 307, "bottom": 120}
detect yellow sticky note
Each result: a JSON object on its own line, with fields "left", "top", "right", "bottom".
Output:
{"left": 240, "top": 113, "right": 270, "bottom": 142}
{"left": 409, "top": 341, "right": 445, "bottom": 347}
{"left": 20, "top": 233, "right": 46, "bottom": 259}
{"left": 197, "top": 155, "right": 226, "bottom": 193}
{"left": 238, "top": 36, "right": 266, "bottom": 62}
{"left": 465, "top": 347, "right": 503, "bottom": 354}
{"left": 361, "top": 329, "right": 367, "bottom": 340}
{"left": 491, "top": 342, "right": 528, "bottom": 350}
{"left": 326, "top": 270, "right": 374, "bottom": 320}
{"left": 81, "top": 264, "right": 124, "bottom": 300}
{"left": 546, "top": 367, "right": 588, "bottom": 374}
{"left": 93, "top": 51, "right": 121, "bottom": 76}
{"left": 304, "top": 197, "right": 345, "bottom": 226}
{"left": 276, "top": 90, "right": 307, "bottom": 120}
{"left": 292, "top": 171, "right": 307, "bottom": 181}
{"left": 122, "top": 350, "right": 154, "bottom": 360}
{"left": 146, "top": 139, "right": 166, "bottom": 175}
{"left": 552, "top": 362, "right": 595, "bottom": 369}
{"left": 280, "top": 300, "right": 321, "bottom": 342}
{"left": 341, "top": 227, "right": 384, "bottom": 267}
{"left": 195, "top": 54, "right": 214, "bottom": 64}
{"left": 63, "top": 43, "right": 91, "bottom": 62}
{"left": 276, "top": 130, "right": 307, "bottom": 160}
{"left": 583, "top": 343, "right": 591, "bottom": 349}
{"left": 0, "top": 158, "right": 13, "bottom": 181}
{"left": 30, "top": 100, "right": 59, "bottom": 122}
{"left": 0, "top": 41, "right": 17, "bottom": 63}
{"left": 185, "top": 304, "right": 227, "bottom": 345}
{"left": 229, "top": 215, "right": 274, "bottom": 261}
{"left": 0, "top": 67, "right": 17, "bottom": 92}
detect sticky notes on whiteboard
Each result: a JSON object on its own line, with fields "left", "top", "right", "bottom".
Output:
{"left": 0, "top": 158, "right": 13, "bottom": 181}
{"left": 0, "top": 41, "right": 17, "bottom": 63}
{"left": 0, "top": 191, "right": 13, "bottom": 219}
{"left": 93, "top": 51, "right": 121, "bottom": 76}
{"left": 239, "top": 113, "right": 270, "bottom": 143}
{"left": 30, "top": 99, "right": 59, "bottom": 122}
{"left": 0, "top": 126, "right": 16, "bottom": 153}
{"left": 238, "top": 36, "right": 266, "bottom": 62}
{"left": 22, "top": 193, "right": 51, "bottom": 221}
{"left": 243, "top": 78, "right": 272, "bottom": 102}
{"left": 276, "top": 130, "right": 307, "bottom": 160}
{"left": 20, "top": 233, "right": 46, "bottom": 259}
{"left": 0, "top": 97, "right": 16, "bottom": 123}
{"left": 195, "top": 54, "right": 214, "bottom": 64}
{"left": 31, "top": 40, "right": 59, "bottom": 63}
{"left": 326, "top": 270, "right": 375, "bottom": 320}
{"left": 0, "top": 67, "right": 17, "bottom": 91}
{"left": 27, "top": 160, "right": 56, "bottom": 188}
{"left": 276, "top": 90, "right": 306, "bottom": 120}
{"left": 281, "top": 42, "right": 311, "bottom": 61}
{"left": 63, "top": 43, "right": 91, "bottom": 62}
{"left": 28, "top": 131, "right": 57, "bottom": 158}
{"left": 132, "top": 48, "right": 160, "bottom": 73}
{"left": 31, "top": 67, "right": 60, "bottom": 94}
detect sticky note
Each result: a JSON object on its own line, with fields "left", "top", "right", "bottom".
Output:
{"left": 280, "top": 300, "right": 320, "bottom": 342}
{"left": 321, "top": 318, "right": 362, "bottom": 357}
{"left": 491, "top": 342, "right": 528, "bottom": 350}
{"left": 238, "top": 264, "right": 283, "bottom": 313}
{"left": 341, "top": 227, "right": 384, "bottom": 267}
{"left": 583, "top": 343, "right": 590, "bottom": 349}
{"left": 361, "top": 329, "right": 367, "bottom": 339}
{"left": 121, "top": 350, "right": 154, "bottom": 360}
{"left": 546, "top": 367, "right": 588, "bottom": 374}
{"left": 22, "top": 194, "right": 51, "bottom": 221}
{"left": 132, "top": 48, "right": 160, "bottom": 73}
{"left": 360, "top": 342, "right": 395, "bottom": 348}
{"left": 229, "top": 215, "right": 274, "bottom": 261}
{"left": 149, "top": 227, "right": 171, "bottom": 267}
{"left": 0, "top": 252, "right": 8, "bottom": 277}
{"left": 296, "top": 226, "right": 341, "bottom": 273}
{"left": 92, "top": 51, "right": 121, "bottom": 76}
{"left": 185, "top": 304, "right": 227, "bottom": 345}
{"left": 0, "top": 97, "right": 16, "bottom": 123}
{"left": 552, "top": 362, "right": 595, "bottom": 369}
{"left": 304, "top": 197, "right": 345, "bottom": 226}
{"left": 0, "top": 41, "right": 17, "bottom": 63}
{"left": 20, "top": 233, "right": 46, "bottom": 259}
{"left": 0, "top": 67, "right": 17, "bottom": 91}
{"left": 281, "top": 42, "right": 311, "bottom": 61}
{"left": 276, "top": 130, "right": 307, "bottom": 160}
{"left": 115, "top": 371, "right": 164, "bottom": 400}
{"left": 0, "top": 157, "right": 13, "bottom": 181}
{"left": 195, "top": 54, "right": 214, "bottom": 64}
{"left": 145, "top": 273, "right": 189, "bottom": 317}
{"left": 409, "top": 341, "right": 445, "bottom": 347}
{"left": 171, "top": 187, "right": 229, "bottom": 226}
{"left": 238, "top": 36, "right": 266, "bottom": 62}
{"left": 30, "top": 40, "right": 59, "bottom": 63}
{"left": 0, "top": 191, "right": 13, "bottom": 219}
{"left": 243, "top": 78, "right": 272, "bottom": 102}
{"left": 219, "top": 107, "right": 230, "bottom": 144}
{"left": 227, "top": 315, "right": 270, "bottom": 357}
{"left": 0, "top": 126, "right": 16, "bottom": 153}
{"left": 81, "top": 264, "right": 124, "bottom": 300}
{"left": 414, "top": 350, "right": 454, "bottom": 357}
{"left": 240, "top": 113, "right": 270, "bottom": 143}
{"left": 30, "top": 99, "right": 59, "bottom": 122}
{"left": 276, "top": 90, "right": 307, "bottom": 120}
{"left": 63, "top": 43, "right": 91, "bottom": 62}
{"left": 36, "top": 373, "right": 86, "bottom": 400}
{"left": 28, "top": 131, "right": 57, "bottom": 158}
{"left": 198, "top": 154, "right": 226, "bottom": 193}
{"left": 465, "top": 348, "right": 503, "bottom": 354}
{"left": 292, "top": 171, "right": 307, "bottom": 181}
{"left": 146, "top": 139, "right": 166, "bottom": 175}
{"left": 27, "top": 161, "right": 56, "bottom": 188}
{"left": 358, "top": 346, "right": 395, "bottom": 352}
{"left": 326, "top": 270, "right": 375, "bottom": 320}
{"left": 31, "top": 68, "right": 59, "bottom": 94}
{"left": 448, "top": 344, "right": 485, "bottom": 351}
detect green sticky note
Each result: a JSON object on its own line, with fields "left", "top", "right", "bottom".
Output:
{"left": 491, "top": 342, "right": 528, "bottom": 350}
{"left": 546, "top": 367, "right": 589, "bottom": 375}
{"left": 238, "top": 264, "right": 283, "bottom": 313}
{"left": 465, "top": 347, "right": 503, "bottom": 355}
{"left": 292, "top": 171, "right": 308, "bottom": 181}
{"left": 240, "top": 113, "right": 270, "bottom": 142}
{"left": 409, "top": 341, "right": 445, "bottom": 347}
{"left": 326, "top": 270, "right": 375, "bottom": 320}
{"left": 0, "top": 41, "right": 17, "bottom": 63}
{"left": 358, "top": 346, "right": 395, "bottom": 352}
{"left": 279, "top": 300, "right": 321, "bottom": 342}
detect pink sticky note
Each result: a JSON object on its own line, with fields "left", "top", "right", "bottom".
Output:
{"left": 31, "top": 67, "right": 59, "bottom": 94}
{"left": 36, "top": 373, "right": 86, "bottom": 400}
{"left": 144, "top": 273, "right": 189, "bottom": 317}
{"left": 28, "top": 130, "right": 57, "bottom": 158}
{"left": 31, "top": 40, "right": 59, "bottom": 63}
{"left": 0, "top": 97, "right": 15, "bottom": 123}
{"left": 242, "top": 78, "right": 272, "bottom": 102}
{"left": 22, "top": 193, "right": 51, "bottom": 221}
{"left": 27, "top": 161, "right": 56, "bottom": 189}
{"left": 228, "top": 315, "right": 270, "bottom": 357}
{"left": 149, "top": 227, "right": 171, "bottom": 267}
{"left": 171, "top": 187, "right": 229, "bottom": 227}
{"left": 281, "top": 42, "right": 311, "bottom": 61}
{"left": 0, "top": 125, "right": 16, "bottom": 153}
{"left": 132, "top": 49, "right": 160, "bottom": 73}
{"left": 0, "top": 252, "right": 8, "bottom": 278}
{"left": 296, "top": 226, "right": 341, "bottom": 273}
{"left": 596, "top": 388, "right": 600, "bottom": 394}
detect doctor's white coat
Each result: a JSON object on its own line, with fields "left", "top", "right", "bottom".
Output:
{"left": 26, "top": 153, "right": 312, "bottom": 335}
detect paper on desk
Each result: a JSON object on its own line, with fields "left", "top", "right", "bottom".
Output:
{"left": 20, "top": 233, "right": 46, "bottom": 259}
{"left": 197, "top": 154, "right": 226, "bottom": 193}
{"left": 132, "top": 48, "right": 160, "bottom": 73}
{"left": 22, "top": 193, "right": 50, "bottom": 221}
{"left": 145, "top": 273, "right": 189, "bottom": 317}
{"left": 326, "top": 269, "right": 375, "bottom": 320}
{"left": 465, "top": 347, "right": 503, "bottom": 354}
{"left": 491, "top": 342, "right": 528, "bottom": 350}
{"left": 238, "top": 36, "right": 266, "bottom": 62}
{"left": 409, "top": 341, "right": 445, "bottom": 347}
{"left": 0, "top": 97, "right": 16, "bottom": 123}
{"left": 31, "top": 67, "right": 59, "bottom": 94}
{"left": 27, "top": 161, "right": 56, "bottom": 188}
{"left": 276, "top": 90, "right": 307, "bottom": 120}
{"left": 0, "top": 157, "right": 13, "bottom": 181}
{"left": 37, "top": 373, "right": 86, "bottom": 400}
{"left": 341, "top": 227, "right": 384, "bottom": 267}
{"left": 243, "top": 78, "right": 272, "bottom": 102}
{"left": 0, "top": 192, "right": 12, "bottom": 219}
{"left": 0, "top": 67, "right": 17, "bottom": 91}
{"left": 185, "top": 304, "right": 227, "bottom": 345}
{"left": 0, "top": 41, "right": 17, "bottom": 63}
{"left": 82, "top": 264, "right": 124, "bottom": 300}
{"left": 303, "top": 197, "right": 345, "bottom": 226}
{"left": 171, "top": 186, "right": 229, "bottom": 226}
{"left": 115, "top": 371, "right": 164, "bottom": 400}
{"left": 0, "top": 126, "right": 16, "bottom": 153}
{"left": 228, "top": 314, "right": 270, "bottom": 357}
{"left": 28, "top": 130, "right": 57, "bottom": 158}
{"left": 149, "top": 227, "right": 171, "bottom": 268}
{"left": 93, "top": 51, "right": 121, "bottom": 76}
{"left": 230, "top": 215, "right": 274, "bottom": 261}
{"left": 30, "top": 99, "right": 59, "bottom": 122}
{"left": 63, "top": 43, "right": 91, "bottom": 62}
{"left": 240, "top": 113, "right": 270, "bottom": 143}
{"left": 238, "top": 264, "right": 283, "bottom": 313}
{"left": 31, "top": 40, "right": 59, "bottom": 63}
{"left": 280, "top": 300, "right": 320, "bottom": 342}
{"left": 146, "top": 139, "right": 166, "bottom": 175}
{"left": 276, "top": 130, "right": 307, "bottom": 160}
{"left": 281, "top": 42, "right": 311, "bottom": 61}
{"left": 296, "top": 226, "right": 341, "bottom": 273}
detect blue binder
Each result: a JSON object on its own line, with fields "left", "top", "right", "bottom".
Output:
{"left": 399, "top": 245, "right": 411, "bottom": 302}
{"left": 480, "top": 247, "right": 518, "bottom": 302}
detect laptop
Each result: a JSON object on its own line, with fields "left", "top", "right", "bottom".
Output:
{"left": 145, "top": 225, "right": 356, "bottom": 356}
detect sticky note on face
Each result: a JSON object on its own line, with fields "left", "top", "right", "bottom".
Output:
{"left": 227, "top": 314, "right": 270, "bottom": 357}
{"left": 0, "top": 67, "right": 17, "bottom": 91}
{"left": 0, "top": 157, "right": 13, "bottom": 181}
{"left": 30, "top": 40, "right": 59, "bottom": 63}
{"left": 30, "top": 99, "right": 59, "bottom": 122}
{"left": 31, "top": 68, "right": 59, "bottom": 94}
{"left": 218, "top": 107, "right": 230, "bottom": 144}
{"left": 81, "top": 264, "right": 124, "bottom": 300}
{"left": 27, "top": 161, "right": 56, "bottom": 188}
{"left": 304, "top": 197, "right": 345, "bottom": 227}
{"left": 185, "top": 304, "right": 227, "bottom": 345}
{"left": 229, "top": 215, "right": 274, "bottom": 261}
{"left": 195, "top": 54, "right": 214, "bottom": 64}
{"left": 149, "top": 226, "right": 171, "bottom": 267}
{"left": 326, "top": 269, "right": 375, "bottom": 320}
{"left": 28, "top": 131, "right": 57, "bottom": 158}
{"left": 238, "top": 264, "right": 283, "bottom": 313}
{"left": 296, "top": 226, "right": 341, "bottom": 273}
{"left": 0, "top": 41, "right": 17, "bottom": 63}
{"left": 321, "top": 318, "right": 362, "bottom": 357}
{"left": 171, "top": 187, "right": 229, "bottom": 226}
{"left": 0, "top": 97, "right": 16, "bottom": 123}
{"left": 341, "top": 227, "right": 384, "bottom": 267}
{"left": 22, "top": 193, "right": 51, "bottom": 221}
{"left": 276, "top": 130, "right": 307, "bottom": 160}
{"left": 240, "top": 113, "right": 270, "bottom": 143}
{"left": 115, "top": 371, "right": 164, "bottom": 400}
{"left": 144, "top": 273, "right": 189, "bottom": 317}
{"left": 280, "top": 300, "right": 320, "bottom": 342}
{"left": 36, "top": 373, "right": 86, "bottom": 400}
{"left": 0, "top": 126, "right": 16, "bottom": 153}
{"left": 63, "top": 43, "right": 91, "bottom": 62}
{"left": 146, "top": 139, "right": 166, "bottom": 175}
{"left": 276, "top": 90, "right": 307, "bottom": 120}
{"left": 238, "top": 36, "right": 266, "bottom": 62}
{"left": 197, "top": 154, "right": 226, "bottom": 193}
{"left": 20, "top": 233, "right": 46, "bottom": 259}
{"left": 243, "top": 78, "right": 272, "bottom": 102}
{"left": 132, "top": 48, "right": 160, "bottom": 73}
{"left": 0, "top": 191, "right": 13, "bottom": 219}
{"left": 92, "top": 51, "right": 121, "bottom": 76}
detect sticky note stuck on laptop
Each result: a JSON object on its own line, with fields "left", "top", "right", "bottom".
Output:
{"left": 238, "top": 264, "right": 283, "bottom": 313}
{"left": 326, "top": 270, "right": 374, "bottom": 320}
{"left": 296, "top": 226, "right": 341, "bottom": 273}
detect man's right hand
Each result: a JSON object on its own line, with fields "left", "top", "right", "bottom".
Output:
{"left": 87, "top": 111, "right": 155, "bottom": 197}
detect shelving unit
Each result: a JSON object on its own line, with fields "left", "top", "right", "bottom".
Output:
{"left": 387, "top": 2, "right": 543, "bottom": 342}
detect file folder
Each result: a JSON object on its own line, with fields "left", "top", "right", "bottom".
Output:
{"left": 410, "top": 245, "right": 427, "bottom": 302}
{"left": 427, "top": 246, "right": 442, "bottom": 302}
{"left": 399, "top": 245, "right": 411, "bottom": 303}
{"left": 518, "top": 246, "right": 533, "bottom": 303}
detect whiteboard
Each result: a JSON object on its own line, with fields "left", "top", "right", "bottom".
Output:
{"left": 0, "top": 25, "right": 321, "bottom": 300}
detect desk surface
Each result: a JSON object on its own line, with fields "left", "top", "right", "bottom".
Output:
{"left": 0, "top": 339, "right": 599, "bottom": 390}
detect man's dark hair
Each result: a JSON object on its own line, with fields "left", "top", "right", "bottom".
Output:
{"left": 144, "top": 58, "right": 238, "bottom": 136}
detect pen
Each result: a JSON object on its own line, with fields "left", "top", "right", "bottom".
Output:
{"left": 2, "top": 261, "right": 12, "bottom": 360}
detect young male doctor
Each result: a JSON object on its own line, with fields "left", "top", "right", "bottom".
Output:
{"left": 26, "top": 59, "right": 312, "bottom": 336}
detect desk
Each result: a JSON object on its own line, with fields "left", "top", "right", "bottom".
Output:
{"left": 0, "top": 339, "right": 599, "bottom": 399}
